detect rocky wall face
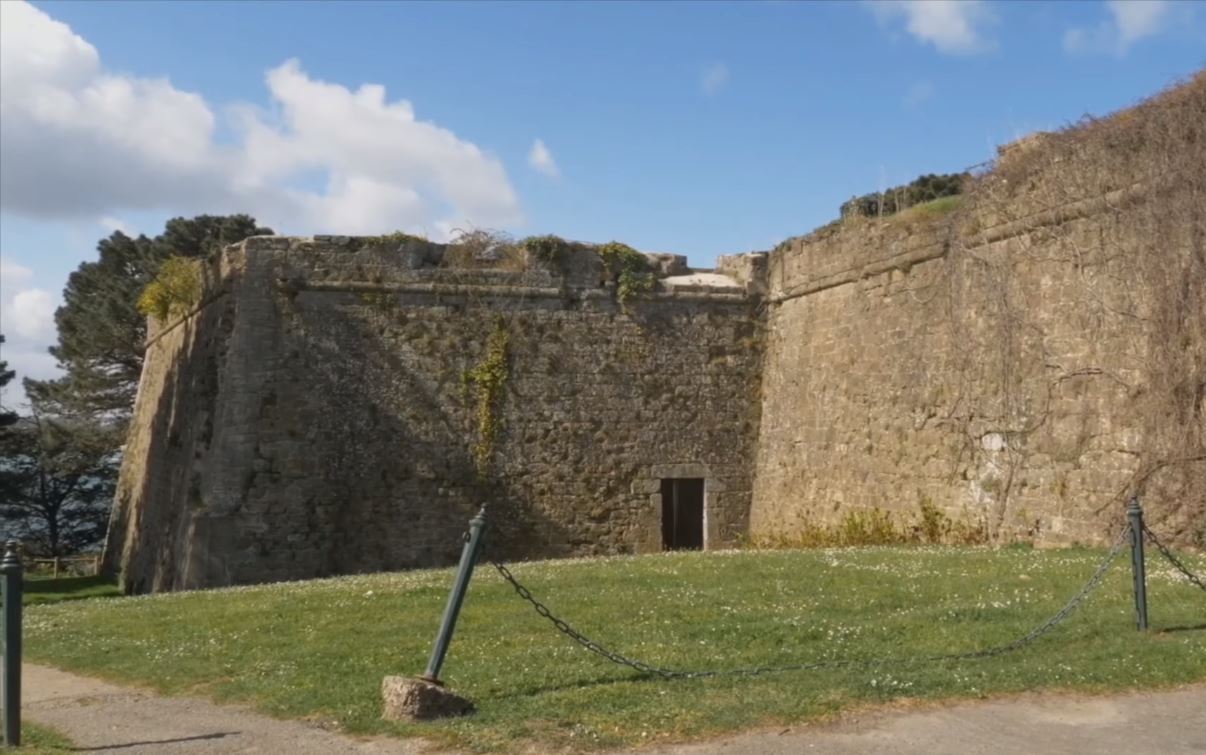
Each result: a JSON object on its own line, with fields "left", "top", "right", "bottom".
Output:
{"left": 752, "top": 76, "right": 1206, "bottom": 547}
{"left": 109, "top": 236, "right": 764, "bottom": 590}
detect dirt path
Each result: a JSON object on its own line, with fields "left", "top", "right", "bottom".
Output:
{"left": 24, "top": 662, "right": 1206, "bottom": 754}
{"left": 25, "top": 663, "right": 439, "bottom": 754}
{"left": 647, "top": 685, "right": 1206, "bottom": 755}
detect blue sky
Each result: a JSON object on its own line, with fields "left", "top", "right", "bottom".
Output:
{"left": 1, "top": 0, "right": 1203, "bottom": 404}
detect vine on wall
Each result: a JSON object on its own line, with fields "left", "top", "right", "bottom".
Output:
{"left": 932, "top": 74, "right": 1206, "bottom": 543}
{"left": 462, "top": 316, "right": 511, "bottom": 475}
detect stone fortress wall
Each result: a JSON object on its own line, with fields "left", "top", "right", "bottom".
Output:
{"left": 107, "top": 73, "right": 1205, "bottom": 591}
{"left": 751, "top": 73, "right": 1205, "bottom": 546}
{"left": 105, "top": 236, "right": 766, "bottom": 592}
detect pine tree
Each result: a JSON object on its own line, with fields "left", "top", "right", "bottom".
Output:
{"left": 0, "top": 391, "right": 120, "bottom": 555}
{"left": 27, "top": 215, "right": 272, "bottom": 420}
{"left": 0, "top": 334, "right": 17, "bottom": 428}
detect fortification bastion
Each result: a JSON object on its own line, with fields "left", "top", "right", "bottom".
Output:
{"left": 107, "top": 73, "right": 1206, "bottom": 592}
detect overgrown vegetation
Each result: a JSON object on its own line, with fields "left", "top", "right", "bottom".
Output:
{"left": 753, "top": 497, "right": 988, "bottom": 549}
{"left": 364, "top": 230, "right": 427, "bottom": 247}
{"left": 23, "top": 546, "right": 1206, "bottom": 751}
{"left": 462, "top": 317, "right": 511, "bottom": 475}
{"left": 840, "top": 172, "right": 968, "bottom": 220}
{"left": 598, "top": 241, "right": 654, "bottom": 305}
{"left": 895, "top": 194, "right": 963, "bottom": 221}
{"left": 519, "top": 233, "right": 575, "bottom": 269}
{"left": 136, "top": 256, "right": 204, "bottom": 321}
{"left": 443, "top": 229, "right": 528, "bottom": 271}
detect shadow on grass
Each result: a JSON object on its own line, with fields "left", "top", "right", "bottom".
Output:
{"left": 1158, "top": 623, "right": 1206, "bottom": 634}
{"left": 23, "top": 575, "right": 123, "bottom": 606}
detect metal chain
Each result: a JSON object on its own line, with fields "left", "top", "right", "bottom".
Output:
{"left": 487, "top": 525, "right": 1130, "bottom": 680}
{"left": 1143, "top": 524, "right": 1206, "bottom": 592}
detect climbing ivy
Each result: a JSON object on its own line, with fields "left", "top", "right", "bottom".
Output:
{"left": 598, "top": 241, "right": 654, "bottom": 306}
{"left": 462, "top": 317, "right": 510, "bottom": 475}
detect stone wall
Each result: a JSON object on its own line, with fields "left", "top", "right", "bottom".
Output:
{"left": 107, "top": 74, "right": 1205, "bottom": 592}
{"left": 751, "top": 74, "right": 1205, "bottom": 546}
{"left": 106, "top": 236, "right": 764, "bottom": 591}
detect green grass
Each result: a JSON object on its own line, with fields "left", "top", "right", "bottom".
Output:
{"left": 895, "top": 194, "right": 963, "bottom": 220}
{"left": 15, "top": 723, "right": 74, "bottom": 754}
{"left": 21, "top": 575, "right": 122, "bottom": 606}
{"left": 23, "top": 546, "right": 1206, "bottom": 752}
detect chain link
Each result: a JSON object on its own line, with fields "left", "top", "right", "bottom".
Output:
{"left": 1143, "top": 524, "right": 1206, "bottom": 592}
{"left": 487, "top": 525, "right": 1130, "bottom": 680}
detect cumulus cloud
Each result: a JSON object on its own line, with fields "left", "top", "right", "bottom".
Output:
{"left": 1, "top": 258, "right": 34, "bottom": 285}
{"left": 4, "top": 289, "right": 56, "bottom": 341}
{"left": 527, "top": 139, "right": 559, "bottom": 178}
{"left": 98, "top": 216, "right": 135, "bottom": 235}
{"left": 700, "top": 62, "right": 730, "bottom": 96}
{"left": 0, "top": 1, "right": 523, "bottom": 237}
{"left": 868, "top": 0, "right": 996, "bottom": 55}
{"left": 1064, "top": 1, "right": 1173, "bottom": 56}
{"left": 0, "top": 256, "right": 61, "bottom": 408}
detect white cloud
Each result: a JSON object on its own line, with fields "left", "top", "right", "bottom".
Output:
{"left": 99, "top": 216, "right": 135, "bottom": 236}
{"left": 0, "top": 1, "right": 523, "bottom": 237}
{"left": 1, "top": 258, "right": 34, "bottom": 286}
{"left": 4, "top": 289, "right": 57, "bottom": 341}
{"left": 527, "top": 139, "right": 560, "bottom": 178}
{"left": 701, "top": 62, "right": 730, "bottom": 96}
{"left": 1064, "top": 1, "right": 1172, "bottom": 55}
{"left": 0, "top": 255, "right": 61, "bottom": 410}
{"left": 868, "top": 1, "right": 996, "bottom": 55}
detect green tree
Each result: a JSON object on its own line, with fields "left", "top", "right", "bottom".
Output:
{"left": 28, "top": 215, "right": 272, "bottom": 419}
{"left": 0, "top": 334, "right": 17, "bottom": 428}
{"left": 0, "top": 393, "right": 120, "bottom": 555}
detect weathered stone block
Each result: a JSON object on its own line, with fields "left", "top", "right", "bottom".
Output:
{"left": 381, "top": 676, "right": 474, "bottom": 721}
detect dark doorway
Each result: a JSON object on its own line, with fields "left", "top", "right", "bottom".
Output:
{"left": 661, "top": 478, "right": 704, "bottom": 550}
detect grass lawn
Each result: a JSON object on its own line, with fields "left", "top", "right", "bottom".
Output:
{"left": 14, "top": 723, "right": 74, "bottom": 755}
{"left": 23, "top": 545, "right": 1206, "bottom": 752}
{"left": 21, "top": 575, "right": 122, "bottom": 606}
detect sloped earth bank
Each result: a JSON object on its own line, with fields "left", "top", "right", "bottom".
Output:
{"left": 26, "top": 663, "right": 1205, "bottom": 754}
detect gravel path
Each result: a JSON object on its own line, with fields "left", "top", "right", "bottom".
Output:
{"left": 24, "top": 662, "right": 1206, "bottom": 754}
{"left": 647, "top": 684, "right": 1206, "bottom": 755}
{"left": 25, "top": 663, "right": 441, "bottom": 754}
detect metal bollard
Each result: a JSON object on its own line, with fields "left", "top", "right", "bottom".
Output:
{"left": 1127, "top": 497, "right": 1149, "bottom": 631}
{"left": 2, "top": 540, "right": 23, "bottom": 747}
{"left": 421, "top": 505, "right": 489, "bottom": 684}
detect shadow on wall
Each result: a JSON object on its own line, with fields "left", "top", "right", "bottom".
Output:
{"left": 106, "top": 287, "right": 232, "bottom": 593}
{"left": 287, "top": 288, "right": 570, "bottom": 572}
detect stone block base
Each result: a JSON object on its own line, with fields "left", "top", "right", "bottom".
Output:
{"left": 381, "top": 676, "right": 475, "bottom": 721}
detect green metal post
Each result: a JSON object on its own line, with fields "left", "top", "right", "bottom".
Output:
{"left": 422, "top": 505, "right": 489, "bottom": 684}
{"left": 2, "top": 540, "right": 23, "bottom": 747}
{"left": 1127, "top": 497, "right": 1148, "bottom": 631}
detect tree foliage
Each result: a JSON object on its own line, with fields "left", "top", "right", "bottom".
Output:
{"left": 28, "top": 215, "right": 272, "bottom": 420}
{"left": 0, "top": 334, "right": 17, "bottom": 428}
{"left": 0, "top": 400, "right": 120, "bottom": 555}
{"left": 137, "top": 256, "right": 204, "bottom": 321}
{"left": 4, "top": 217, "right": 270, "bottom": 553}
